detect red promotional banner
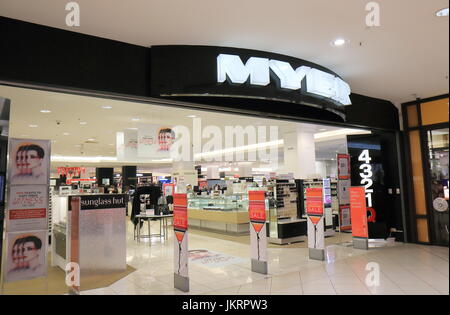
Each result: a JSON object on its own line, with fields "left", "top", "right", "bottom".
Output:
{"left": 9, "top": 208, "right": 46, "bottom": 220}
{"left": 248, "top": 191, "right": 266, "bottom": 222}
{"left": 349, "top": 187, "right": 368, "bottom": 238}
{"left": 58, "top": 167, "right": 86, "bottom": 178}
{"left": 337, "top": 154, "right": 351, "bottom": 180}
{"left": 173, "top": 193, "right": 188, "bottom": 231}
{"left": 306, "top": 188, "right": 324, "bottom": 216}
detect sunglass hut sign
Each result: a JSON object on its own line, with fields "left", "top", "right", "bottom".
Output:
{"left": 217, "top": 54, "right": 351, "bottom": 106}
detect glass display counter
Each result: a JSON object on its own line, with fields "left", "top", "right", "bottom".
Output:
{"left": 188, "top": 195, "right": 248, "bottom": 211}
{"left": 187, "top": 194, "right": 250, "bottom": 235}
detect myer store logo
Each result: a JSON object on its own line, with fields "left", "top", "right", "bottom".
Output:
{"left": 217, "top": 54, "right": 352, "bottom": 106}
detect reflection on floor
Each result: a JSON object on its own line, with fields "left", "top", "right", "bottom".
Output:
{"left": 81, "top": 220, "right": 449, "bottom": 295}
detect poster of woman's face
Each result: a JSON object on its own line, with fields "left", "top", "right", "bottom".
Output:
{"left": 9, "top": 139, "right": 50, "bottom": 185}
{"left": 5, "top": 230, "right": 47, "bottom": 283}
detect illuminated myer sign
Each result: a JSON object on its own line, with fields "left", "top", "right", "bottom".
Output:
{"left": 217, "top": 54, "right": 351, "bottom": 106}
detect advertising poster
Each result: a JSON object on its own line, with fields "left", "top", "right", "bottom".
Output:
{"left": 189, "top": 250, "right": 245, "bottom": 268}
{"left": 337, "top": 179, "right": 351, "bottom": 205}
{"left": 7, "top": 185, "right": 48, "bottom": 232}
{"left": 337, "top": 154, "right": 351, "bottom": 180}
{"left": 305, "top": 188, "right": 324, "bottom": 215}
{"left": 124, "top": 129, "right": 138, "bottom": 159}
{"left": 163, "top": 183, "right": 175, "bottom": 196}
{"left": 8, "top": 139, "right": 50, "bottom": 185}
{"left": 173, "top": 194, "right": 188, "bottom": 278}
{"left": 248, "top": 191, "right": 267, "bottom": 263}
{"left": 339, "top": 205, "right": 352, "bottom": 231}
{"left": 138, "top": 124, "right": 175, "bottom": 159}
{"left": 349, "top": 187, "right": 369, "bottom": 238}
{"left": 5, "top": 230, "right": 48, "bottom": 283}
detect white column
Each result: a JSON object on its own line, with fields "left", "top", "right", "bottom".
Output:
{"left": 283, "top": 125, "right": 317, "bottom": 179}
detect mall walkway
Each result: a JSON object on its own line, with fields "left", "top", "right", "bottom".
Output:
{"left": 81, "top": 221, "right": 449, "bottom": 295}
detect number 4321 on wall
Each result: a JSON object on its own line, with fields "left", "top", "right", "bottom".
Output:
{"left": 358, "top": 149, "right": 373, "bottom": 208}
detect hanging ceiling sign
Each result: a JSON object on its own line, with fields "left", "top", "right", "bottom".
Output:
{"left": 150, "top": 45, "right": 351, "bottom": 120}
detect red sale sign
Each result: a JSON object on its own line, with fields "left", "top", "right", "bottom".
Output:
{"left": 248, "top": 191, "right": 266, "bottom": 222}
{"left": 306, "top": 188, "right": 324, "bottom": 216}
{"left": 349, "top": 187, "right": 368, "bottom": 238}
{"left": 173, "top": 193, "right": 188, "bottom": 231}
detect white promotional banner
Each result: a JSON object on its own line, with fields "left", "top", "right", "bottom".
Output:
{"left": 337, "top": 179, "right": 351, "bottom": 205}
{"left": 123, "top": 129, "right": 138, "bottom": 159}
{"left": 138, "top": 124, "right": 174, "bottom": 159}
{"left": 3, "top": 138, "right": 51, "bottom": 284}
{"left": 7, "top": 185, "right": 48, "bottom": 232}
{"left": 174, "top": 232, "right": 189, "bottom": 278}
{"left": 307, "top": 216, "right": 325, "bottom": 250}
{"left": 250, "top": 223, "right": 267, "bottom": 262}
{"left": 8, "top": 139, "right": 50, "bottom": 185}
{"left": 5, "top": 230, "right": 48, "bottom": 283}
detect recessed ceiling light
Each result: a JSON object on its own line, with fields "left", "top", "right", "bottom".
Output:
{"left": 87, "top": 138, "right": 96, "bottom": 141}
{"left": 63, "top": 132, "right": 70, "bottom": 136}
{"left": 101, "top": 105, "right": 113, "bottom": 109}
{"left": 127, "top": 128, "right": 138, "bottom": 130}
{"left": 40, "top": 109, "right": 51, "bottom": 113}
{"left": 29, "top": 124, "right": 38, "bottom": 128}
{"left": 319, "top": 128, "right": 327, "bottom": 131}
{"left": 436, "top": 7, "right": 449, "bottom": 17}
{"left": 331, "top": 38, "right": 348, "bottom": 47}
{"left": 131, "top": 117, "right": 140, "bottom": 122}
{"left": 79, "top": 121, "right": 87, "bottom": 125}
{"left": 187, "top": 115, "right": 197, "bottom": 118}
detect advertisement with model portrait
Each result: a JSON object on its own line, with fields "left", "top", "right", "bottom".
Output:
{"left": 138, "top": 124, "right": 175, "bottom": 159}
{"left": 9, "top": 139, "right": 50, "bottom": 186}
{"left": 5, "top": 230, "right": 48, "bottom": 283}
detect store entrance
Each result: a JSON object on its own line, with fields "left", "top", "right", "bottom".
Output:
{"left": 347, "top": 131, "right": 405, "bottom": 241}
{"left": 424, "top": 127, "right": 449, "bottom": 246}
{"left": 0, "top": 85, "right": 407, "bottom": 294}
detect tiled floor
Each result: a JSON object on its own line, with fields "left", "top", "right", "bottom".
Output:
{"left": 81, "top": 221, "right": 449, "bottom": 295}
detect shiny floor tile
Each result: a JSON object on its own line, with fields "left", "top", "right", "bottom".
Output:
{"left": 79, "top": 220, "right": 448, "bottom": 295}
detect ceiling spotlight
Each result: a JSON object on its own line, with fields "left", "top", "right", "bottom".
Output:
{"left": 436, "top": 7, "right": 449, "bottom": 17}
{"left": 187, "top": 115, "right": 197, "bottom": 118}
{"left": 331, "top": 38, "right": 348, "bottom": 47}
{"left": 101, "top": 105, "right": 113, "bottom": 109}
{"left": 79, "top": 121, "right": 87, "bottom": 125}
{"left": 131, "top": 117, "right": 140, "bottom": 122}
{"left": 87, "top": 138, "right": 96, "bottom": 141}
{"left": 40, "top": 109, "right": 51, "bottom": 113}
{"left": 63, "top": 132, "right": 70, "bottom": 136}
{"left": 319, "top": 128, "right": 327, "bottom": 131}
{"left": 29, "top": 124, "right": 38, "bottom": 128}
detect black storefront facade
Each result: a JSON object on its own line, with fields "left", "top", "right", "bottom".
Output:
{"left": 0, "top": 16, "right": 409, "bottom": 257}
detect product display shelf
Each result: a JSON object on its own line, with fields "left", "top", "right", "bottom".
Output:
{"left": 268, "top": 180, "right": 307, "bottom": 244}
